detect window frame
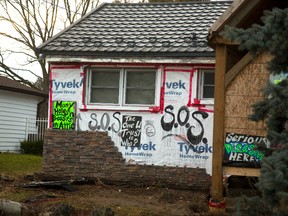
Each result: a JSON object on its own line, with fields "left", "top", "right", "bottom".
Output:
{"left": 123, "top": 68, "right": 158, "bottom": 106}
{"left": 88, "top": 68, "right": 122, "bottom": 105}
{"left": 198, "top": 69, "right": 215, "bottom": 102}
{"left": 85, "top": 67, "right": 161, "bottom": 110}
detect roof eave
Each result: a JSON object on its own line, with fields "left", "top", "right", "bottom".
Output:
{"left": 38, "top": 50, "right": 215, "bottom": 58}
{"left": 0, "top": 86, "right": 48, "bottom": 98}
{"left": 208, "top": 0, "right": 262, "bottom": 44}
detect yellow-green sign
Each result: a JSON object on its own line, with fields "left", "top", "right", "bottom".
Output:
{"left": 53, "top": 101, "right": 75, "bottom": 130}
{"left": 271, "top": 72, "right": 288, "bottom": 84}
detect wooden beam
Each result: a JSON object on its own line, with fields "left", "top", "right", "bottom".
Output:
{"left": 208, "top": 35, "right": 239, "bottom": 48}
{"left": 209, "top": 0, "right": 245, "bottom": 33}
{"left": 211, "top": 45, "right": 227, "bottom": 201}
{"left": 225, "top": 52, "right": 254, "bottom": 89}
{"left": 223, "top": 166, "right": 260, "bottom": 177}
{"left": 209, "top": 0, "right": 262, "bottom": 33}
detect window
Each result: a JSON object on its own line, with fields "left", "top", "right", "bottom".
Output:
{"left": 125, "top": 69, "right": 156, "bottom": 104}
{"left": 199, "top": 69, "right": 215, "bottom": 99}
{"left": 90, "top": 69, "right": 120, "bottom": 103}
{"left": 88, "top": 68, "right": 158, "bottom": 106}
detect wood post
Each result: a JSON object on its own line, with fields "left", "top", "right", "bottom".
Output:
{"left": 211, "top": 44, "right": 227, "bottom": 201}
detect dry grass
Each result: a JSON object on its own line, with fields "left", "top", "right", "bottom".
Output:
{"left": 0, "top": 153, "right": 230, "bottom": 215}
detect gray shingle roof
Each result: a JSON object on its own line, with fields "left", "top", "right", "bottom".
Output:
{"left": 37, "top": 1, "right": 232, "bottom": 58}
{"left": 0, "top": 76, "right": 47, "bottom": 97}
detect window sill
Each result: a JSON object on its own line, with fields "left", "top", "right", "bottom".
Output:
{"left": 198, "top": 99, "right": 214, "bottom": 105}
{"left": 190, "top": 98, "right": 214, "bottom": 106}
{"left": 79, "top": 105, "right": 161, "bottom": 113}
{"left": 189, "top": 99, "right": 214, "bottom": 112}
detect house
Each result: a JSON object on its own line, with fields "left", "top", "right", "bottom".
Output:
{"left": 0, "top": 76, "right": 47, "bottom": 152}
{"left": 36, "top": 1, "right": 231, "bottom": 187}
{"left": 207, "top": 0, "right": 288, "bottom": 200}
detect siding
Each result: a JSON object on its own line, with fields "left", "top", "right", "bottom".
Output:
{"left": 0, "top": 90, "right": 42, "bottom": 152}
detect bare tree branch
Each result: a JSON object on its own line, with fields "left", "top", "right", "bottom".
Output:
{"left": 4, "top": 49, "right": 36, "bottom": 60}
{"left": 0, "top": 53, "right": 37, "bottom": 88}
{"left": 0, "top": 0, "right": 99, "bottom": 93}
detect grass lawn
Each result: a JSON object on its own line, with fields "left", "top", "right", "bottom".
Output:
{"left": 0, "top": 153, "right": 42, "bottom": 176}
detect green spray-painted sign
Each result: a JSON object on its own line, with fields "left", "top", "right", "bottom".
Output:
{"left": 224, "top": 133, "right": 269, "bottom": 164}
{"left": 271, "top": 72, "right": 288, "bottom": 84}
{"left": 53, "top": 101, "right": 75, "bottom": 130}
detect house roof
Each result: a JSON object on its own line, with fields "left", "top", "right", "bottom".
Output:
{"left": 37, "top": 1, "right": 232, "bottom": 58}
{"left": 0, "top": 76, "right": 47, "bottom": 97}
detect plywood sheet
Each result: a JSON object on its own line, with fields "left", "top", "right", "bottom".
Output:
{"left": 223, "top": 166, "right": 260, "bottom": 177}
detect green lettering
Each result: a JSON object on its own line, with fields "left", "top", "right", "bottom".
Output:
{"left": 236, "top": 143, "right": 242, "bottom": 153}
{"left": 248, "top": 144, "right": 255, "bottom": 156}
{"left": 224, "top": 143, "right": 232, "bottom": 154}
{"left": 242, "top": 144, "right": 249, "bottom": 153}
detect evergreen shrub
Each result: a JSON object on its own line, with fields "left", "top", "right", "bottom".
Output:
{"left": 223, "top": 7, "right": 288, "bottom": 215}
{"left": 20, "top": 140, "right": 43, "bottom": 155}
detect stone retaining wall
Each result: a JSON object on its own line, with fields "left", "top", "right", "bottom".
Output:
{"left": 42, "top": 129, "right": 211, "bottom": 190}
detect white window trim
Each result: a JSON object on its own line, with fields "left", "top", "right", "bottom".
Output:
{"left": 83, "top": 67, "right": 162, "bottom": 111}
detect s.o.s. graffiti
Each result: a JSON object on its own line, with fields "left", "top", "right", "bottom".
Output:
{"left": 76, "top": 112, "right": 121, "bottom": 132}
{"left": 161, "top": 105, "right": 209, "bottom": 145}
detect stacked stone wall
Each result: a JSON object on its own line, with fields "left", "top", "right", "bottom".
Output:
{"left": 43, "top": 129, "right": 211, "bottom": 190}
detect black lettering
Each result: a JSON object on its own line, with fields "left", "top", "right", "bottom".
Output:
{"left": 177, "top": 106, "right": 189, "bottom": 126}
{"left": 100, "top": 113, "right": 110, "bottom": 130}
{"left": 112, "top": 112, "right": 121, "bottom": 132}
{"left": 187, "top": 111, "right": 208, "bottom": 145}
{"left": 161, "top": 105, "right": 175, "bottom": 131}
{"left": 88, "top": 113, "right": 98, "bottom": 131}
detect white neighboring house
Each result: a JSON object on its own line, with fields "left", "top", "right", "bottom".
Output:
{"left": 0, "top": 76, "right": 47, "bottom": 152}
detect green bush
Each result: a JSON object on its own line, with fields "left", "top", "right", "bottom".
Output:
{"left": 20, "top": 140, "right": 43, "bottom": 155}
